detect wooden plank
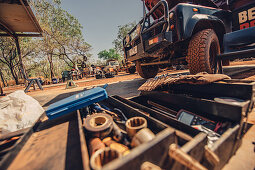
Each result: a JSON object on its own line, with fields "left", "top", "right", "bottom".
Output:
{"left": 202, "top": 125, "right": 240, "bottom": 170}
{"left": 102, "top": 128, "right": 175, "bottom": 170}
{"left": 170, "top": 133, "right": 207, "bottom": 170}
{"left": 0, "top": 128, "right": 29, "bottom": 141}
{"left": 76, "top": 110, "right": 90, "bottom": 170}
{"left": 0, "top": 113, "right": 45, "bottom": 169}
{"left": 0, "top": 4, "right": 38, "bottom": 32}
{"left": 8, "top": 122, "right": 69, "bottom": 169}
{"left": 7, "top": 114, "right": 83, "bottom": 170}
{"left": 141, "top": 91, "right": 247, "bottom": 122}
{"left": 167, "top": 82, "right": 254, "bottom": 101}
{"left": 222, "top": 124, "right": 255, "bottom": 170}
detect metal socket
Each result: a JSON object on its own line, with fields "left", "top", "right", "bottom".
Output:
{"left": 126, "top": 117, "right": 147, "bottom": 138}
{"left": 90, "top": 147, "right": 121, "bottom": 169}
{"left": 102, "top": 137, "right": 116, "bottom": 146}
{"left": 89, "top": 138, "right": 105, "bottom": 156}
{"left": 141, "top": 162, "right": 162, "bottom": 170}
{"left": 84, "top": 113, "right": 113, "bottom": 139}
{"left": 131, "top": 128, "right": 155, "bottom": 147}
{"left": 109, "top": 143, "right": 129, "bottom": 155}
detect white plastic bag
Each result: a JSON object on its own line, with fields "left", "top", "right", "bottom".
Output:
{"left": 0, "top": 90, "right": 44, "bottom": 135}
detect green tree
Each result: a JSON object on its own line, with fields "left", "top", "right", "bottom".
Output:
{"left": 112, "top": 21, "right": 136, "bottom": 55}
{"left": 0, "top": 36, "right": 37, "bottom": 84}
{"left": 98, "top": 49, "right": 121, "bottom": 60}
{"left": 32, "top": 0, "right": 91, "bottom": 79}
{"left": 0, "top": 0, "right": 92, "bottom": 84}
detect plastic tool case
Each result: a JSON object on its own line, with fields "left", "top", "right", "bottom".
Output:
{"left": 46, "top": 87, "right": 108, "bottom": 119}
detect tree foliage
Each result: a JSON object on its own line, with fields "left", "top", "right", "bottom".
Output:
{"left": 32, "top": 0, "right": 92, "bottom": 78}
{"left": 98, "top": 49, "right": 121, "bottom": 61}
{"left": 0, "top": 38, "right": 20, "bottom": 84}
{"left": 112, "top": 21, "right": 136, "bottom": 55}
{"left": 0, "top": 0, "right": 92, "bottom": 86}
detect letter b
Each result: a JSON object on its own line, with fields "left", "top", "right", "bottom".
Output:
{"left": 238, "top": 11, "right": 247, "bottom": 24}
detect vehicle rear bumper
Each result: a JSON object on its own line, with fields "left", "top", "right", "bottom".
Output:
{"left": 125, "top": 31, "right": 173, "bottom": 62}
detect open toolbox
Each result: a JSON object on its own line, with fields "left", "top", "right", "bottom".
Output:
{"left": 82, "top": 96, "right": 209, "bottom": 170}
{"left": 0, "top": 79, "right": 254, "bottom": 170}
{"left": 0, "top": 97, "right": 207, "bottom": 170}
{"left": 112, "top": 79, "right": 255, "bottom": 169}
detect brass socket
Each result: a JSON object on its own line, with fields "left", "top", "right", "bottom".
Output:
{"left": 131, "top": 128, "right": 155, "bottom": 147}
{"left": 90, "top": 147, "right": 121, "bottom": 169}
{"left": 141, "top": 162, "right": 162, "bottom": 170}
{"left": 102, "top": 137, "right": 130, "bottom": 156}
{"left": 102, "top": 137, "right": 116, "bottom": 146}
{"left": 126, "top": 117, "right": 147, "bottom": 138}
{"left": 89, "top": 138, "right": 105, "bottom": 156}
{"left": 109, "top": 143, "right": 129, "bottom": 155}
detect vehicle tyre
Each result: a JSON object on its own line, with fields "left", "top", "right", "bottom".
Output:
{"left": 187, "top": 29, "right": 220, "bottom": 74}
{"left": 128, "top": 66, "right": 136, "bottom": 74}
{"left": 222, "top": 59, "right": 230, "bottom": 66}
{"left": 95, "top": 74, "right": 102, "bottom": 79}
{"left": 176, "top": 65, "right": 182, "bottom": 70}
{"left": 136, "top": 61, "right": 159, "bottom": 79}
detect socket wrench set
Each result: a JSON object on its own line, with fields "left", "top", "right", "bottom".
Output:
{"left": 78, "top": 96, "right": 208, "bottom": 170}
{"left": 0, "top": 79, "right": 254, "bottom": 170}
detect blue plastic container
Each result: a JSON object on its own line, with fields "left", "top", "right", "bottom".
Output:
{"left": 46, "top": 87, "right": 108, "bottom": 119}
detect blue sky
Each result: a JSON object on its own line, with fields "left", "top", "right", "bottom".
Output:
{"left": 61, "top": 0, "right": 144, "bottom": 61}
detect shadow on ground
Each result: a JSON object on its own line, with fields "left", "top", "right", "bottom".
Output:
{"left": 42, "top": 78, "right": 146, "bottom": 108}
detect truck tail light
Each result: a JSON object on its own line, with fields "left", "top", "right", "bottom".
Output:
{"left": 149, "top": 37, "right": 159, "bottom": 45}
{"left": 193, "top": 8, "right": 198, "bottom": 12}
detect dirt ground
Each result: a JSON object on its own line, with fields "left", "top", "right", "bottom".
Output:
{"left": 230, "top": 59, "right": 255, "bottom": 66}
{"left": 1, "top": 60, "right": 255, "bottom": 96}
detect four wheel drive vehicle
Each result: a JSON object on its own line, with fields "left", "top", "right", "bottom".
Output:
{"left": 70, "top": 69, "right": 82, "bottom": 80}
{"left": 102, "top": 59, "right": 120, "bottom": 75}
{"left": 95, "top": 68, "right": 114, "bottom": 79}
{"left": 122, "top": 60, "right": 136, "bottom": 74}
{"left": 123, "top": 0, "right": 243, "bottom": 78}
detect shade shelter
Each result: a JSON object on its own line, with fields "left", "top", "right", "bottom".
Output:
{"left": 0, "top": 0, "right": 43, "bottom": 95}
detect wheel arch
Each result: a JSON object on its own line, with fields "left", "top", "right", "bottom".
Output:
{"left": 184, "top": 15, "right": 226, "bottom": 50}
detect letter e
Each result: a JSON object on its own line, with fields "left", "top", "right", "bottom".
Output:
{"left": 248, "top": 7, "right": 255, "bottom": 20}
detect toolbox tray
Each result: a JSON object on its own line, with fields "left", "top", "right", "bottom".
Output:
{"left": 85, "top": 97, "right": 208, "bottom": 170}
{"left": 139, "top": 91, "right": 250, "bottom": 122}
{"left": 163, "top": 79, "right": 255, "bottom": 101}
{"left": 0, "top": 96, "right": 208, "bottom": 170}
{"left": 112, "top": 95, "right": 242, "bottom": 170}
